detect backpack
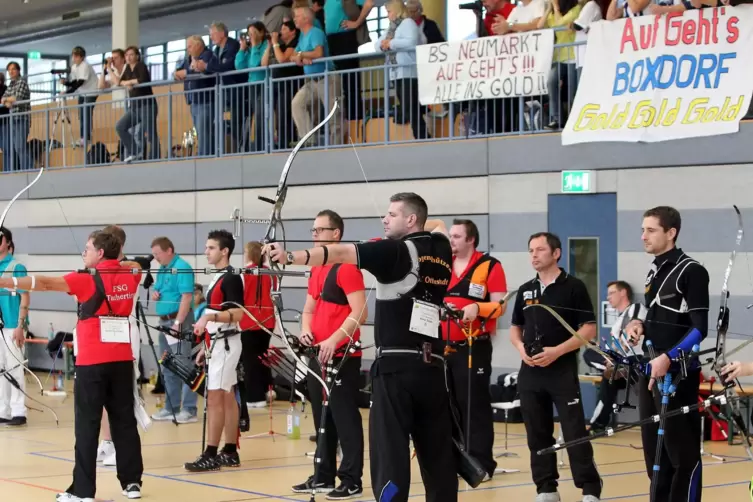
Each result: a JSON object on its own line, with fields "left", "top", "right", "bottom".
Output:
{"left": 86, "top": 142, "right": 111, "bottom": 165}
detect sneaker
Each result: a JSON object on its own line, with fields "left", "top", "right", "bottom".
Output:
{"left": 175, "top": 410, "right": 198, "bottom": 424}
{"left": 6, "top": 416, "right": 26, "bottom": 426}
{"left": 122, "top": 483, "right": 142, "bottom": 499}
{"left": 582, "top": 496, "right": 600, "bottom": 502}
{"left": 292, "top": 475, "right": 335, "bottom": 494}
{"left": 184, "top": 453, "right": 220, "bottom": 472}
{"left": 102, "top": 451, "right": 117, "bottom": 466}
{"left": 247, "top": 401, "right": 267, "bottom": 409}
{"left": 536, "top": 493, "right": 561, "bottom": 502}
{"left": 151, "top": 408, "right": 176, "bottom": 421}
{"left": 326, "top": 481, "right": 363, "bottom": 500}
{"left": 217, "top": 450, "right": 240, "bottom": 467}
{"left": 97, "top": 440, "right": 115, "bottom": 462}
{"left": 56, "top": 493, "right": 94, "bottom": 502}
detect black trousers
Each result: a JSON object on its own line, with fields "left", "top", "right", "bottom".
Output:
{"left": 591, "top": 375, "right": 627, "bottom": 428}
{"left": 393, "top": 78, "right": 428, "bottom": 141}
{"left": 519, "top": 367, "right": 601, "bottom": 497}
{"left": 639, "top": 371, "right": 702, "bottom": 502}
{"left": 327, "top": 30, "right": 362, "bottom": 121}
{"left": 67, "top": 361, "right": 143, "bottom": 498}
{"left": 370, "top": 362, "right": 458, "bottom": 502}
{"left": 78, "top": 95, "right": 98, "bottom": 142}
{"left": 240, "top": 330, "right": 272, "bottom": 403}
{"left": 446, "top": 339, "right": 496, "bottom": 476}
{"left": 307, "top": 356, "right": 364, "bottom": 485}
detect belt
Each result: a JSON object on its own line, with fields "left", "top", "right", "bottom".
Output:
{"left": 448, "top": 334, "right": 491, "bottom": 347}
{"left": 375, "top": 346, "right": 444, "bottom": 362}
{"left": 159, "top": 312, "right": 178, "bottom": 321}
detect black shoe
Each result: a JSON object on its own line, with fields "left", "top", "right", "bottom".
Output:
{"left": 326, "top": 481, "right": 363, "bottom": 500}
{"left": 217, "top": 450, "right": 240, "bottom": 468}
{"left": 122, "top": 483, "right": 142, "bottom": 499}
{"left": 183, "top": 454, "right": 220, "bottom": 472}
{"left": 0, "top": 417, "right": 10, "bottom": 424}
{"left": 6, "top": 416, "right": 26, "bottom": 426}
{"left": 309, "top": 434, "right": 317, "bottom": 442}
{"left": 292, "top": 475, "right": 335, "bottom": 494}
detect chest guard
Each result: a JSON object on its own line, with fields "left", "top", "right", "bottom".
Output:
{"left": 320, "top": 264, "right": 348, "bottom": 306}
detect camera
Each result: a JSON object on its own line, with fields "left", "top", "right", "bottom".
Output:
{"left": 458, "top": 0, "right": 484, "bottom": 11}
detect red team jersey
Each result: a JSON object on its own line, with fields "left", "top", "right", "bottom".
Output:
{"left": 64, "top": 260, "right": 142, "bottom": 366}
{"left": 239, "top": 264, "right": 277, "bottom": 332}
{"left": 443, "top": 251, "right": 507, "bottom": 342}
{"left": 308, "top": 263, "right": 365, "bottom": 355}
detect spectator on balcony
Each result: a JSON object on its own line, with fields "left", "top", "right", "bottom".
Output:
{"left": 607, "top": 0, "right": 650, "bottom": 18}
{"left": 573, "top": 0, "right": 602, "bottom": 78}
{"left": 264, "top": 20, "right": 303, "bottom": 149}
{"left": 375, "top": 0, "right": 429, "bottom": 141}
{"left": 236, "top": 22, "right": 270, "bottom": 152}
{"left": 175, "top": 36, "right": 218, "bottom": 157}
{"left": 113, "top": 46, "right": 161, "bottom": 163}
{"left": 61, "top": 46, "right": 99, "bottom": 148}
{"left": 405, "top": 0, "right": 445, "bottom": 44}
{"left": 291, "top": 6, "right": 343, "bottom": 146}
{"left": 0, "top": 73, "right": 10, "bottom": 173}
{"left": 646, "top": 0, "right": 691, "bottom": 14}
{"left": 491, "top": 0, "right": 545, "bottom": 34}
{"left": 312, "top": 0, "right": 326, "bottom": 30}
{"left": 205, "top": 22, "right": 246, "bottom": 153}
{"left": 538, "top": 0, "right": 581, "bottom": 130}
{"left": 482, "top": 0, "right": 514, "bottom": 36}
{"left": 324, "top": 0, "right": 374, "bottom": 122}
{"left": 263, "top": 0, "right": 294, "bottom": 32}
{"left": 98, "top": 49, "right": 126, "bottom": 90}
{"left": 1, "top": 62, "right": 32, "bottom": 172}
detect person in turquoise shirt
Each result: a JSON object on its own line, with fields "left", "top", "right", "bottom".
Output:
{"left": 324, "top": 0, "right": 372, "bottom": 36}
{"left": 0, "top": 227, "right": 29, "bottom": 426}
{"left": 150, "top": 237, "right": 198, "bottom": 423}
{"left": 235, "top": 21, "right": 270, "bottom": 152}
{"left": 193, "top": 283, "right": 207, "bottom": 321}
{"left": 291, "top": 5, "right": 343, "bottom": 146}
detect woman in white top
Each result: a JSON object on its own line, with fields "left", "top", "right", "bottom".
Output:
{"left": 572, "top": 0, "right": 603, "bottom": 79}
{"left": 374, "top": 0, "right": 429, "bottom": 141}
{"left": 62, "top": 46, "right": 100, "bottom": 147}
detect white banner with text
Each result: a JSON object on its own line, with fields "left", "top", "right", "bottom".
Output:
{"left": 562, "top": 7, "right": 753, "bottom": 145}
{"left": 415, "top": 30, "right": 555, "bottom": 105}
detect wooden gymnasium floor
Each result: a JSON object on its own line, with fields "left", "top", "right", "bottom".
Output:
{"left": 2, "top": 375, "right": 752, "bottom": 501}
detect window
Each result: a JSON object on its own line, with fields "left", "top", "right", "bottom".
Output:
{"left": 366, "top": 6, "right": 388, "bottom": 41}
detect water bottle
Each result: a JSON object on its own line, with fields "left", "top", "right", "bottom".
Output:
{"left": 56, "top": 371, "right": 64, "bottom": 391}
{"left": 156, "top": 396, "right": 164, "bottom": 409}
{"left": 48, "top": 322, "right": 55, "bottom": 340}
{"left": 287, "top": 404, "right": 300, "bottom": 439}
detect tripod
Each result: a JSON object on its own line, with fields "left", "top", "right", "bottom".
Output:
{"left": 47, "top": 93, "right": 79, "bottom": 167}
{"left": 135, "top": 297, "right": 178, "bottom": 426}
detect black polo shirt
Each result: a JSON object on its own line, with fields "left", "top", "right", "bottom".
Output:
{"left": 511, "top": 268, "right": 596, "bottom": 374}
{"left": 643, "top": 247, "right": 709, "bottom": 353}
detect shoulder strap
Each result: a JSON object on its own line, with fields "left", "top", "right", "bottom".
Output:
{"left": 446, "top": 254, "right": 496, "bottom": 297}
{"left": 92, "top": 272, "right": 116, "bottom": 316}
{"left": 320, "top": 264, "right": 349, "bottom": 306}
{"left": 0, "top": 258, "right": 19, "bottom": 277}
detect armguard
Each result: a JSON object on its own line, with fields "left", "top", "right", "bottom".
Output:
{"left": 477, "top": 302, "right": 504, "bottom": 319}
{"left": 666, "top": 328, "right": 703, "bottom": 360}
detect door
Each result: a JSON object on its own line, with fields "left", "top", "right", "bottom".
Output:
{"left": 548, "top": 193, "right": 617, "bottom": 420}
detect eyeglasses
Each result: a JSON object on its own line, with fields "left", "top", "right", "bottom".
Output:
{"left": 311, "top": 227, "right": 336, "bottom": 235}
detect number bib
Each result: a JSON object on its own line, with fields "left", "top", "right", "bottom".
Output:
{"left": 409, "top": 300, "right": 440, "bottom": 338}
{"left": 100, "top": 317, "right": 131, "bottom": 344}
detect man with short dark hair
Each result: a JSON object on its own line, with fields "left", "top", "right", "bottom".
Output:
{"left": 442, "top": 218, "right": 507, "bottom": 481}
{"left": 585, "top": 280, "right": 646, "bottom": 434}
{"left": 184, "top": 230, "right": 246, "bottom": 472}
{"left": 510, "top": 231, "right": 602, "bottom": 502}
{"left": 0, "top": 231, "right": 146, "bottom": 501}
{"left": 291, "top": 209, "right": 367, "bottom": 498}
{"left": 265, "top": 192, "right": 459, "bottom": 502}
{"left": 625, "top": 206, "right": 709, "bottom": 502}
{"left": 150, "top": 236, "right": 197, "bottom": 424}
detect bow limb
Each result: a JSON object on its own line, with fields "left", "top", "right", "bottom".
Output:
{"left": 522, "top": 303, "right": 615, "bottom": 366}
{"left": 220, "top": 301, "right": 331, "bottom": 396}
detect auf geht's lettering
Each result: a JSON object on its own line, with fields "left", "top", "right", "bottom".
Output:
{"left": 612, "top": 52, "right": 734, "bottom": 96}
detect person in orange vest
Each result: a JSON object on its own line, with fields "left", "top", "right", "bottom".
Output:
{"left": 442, "top": 219, "right": 508, "bottom": 482}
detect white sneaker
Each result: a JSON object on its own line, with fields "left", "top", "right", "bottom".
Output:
{"left": 175, "top": 410, "right": 198, "bottom": 424}
{"left": 582, "top": 496, "right": 600, "bottom": 502}
{"left": 96, "top": 440, "right": 114, "bottom": 462}
{"left": 535, "top": 493, "right": 561, "bottom": 502}
{"left": 247, "top": 401, "right": 267, "bottom": 409}
{"left": 122, "top": 483, "right": 142, "bottom": 499}
{"left": 151, "top": 408, "right": 175, "bottom": 421}
{"left": 56, "top": 493, "right": 94, "bottom": 502}
{"left": 102, "top": 451, "right": 116, "bottom": 466}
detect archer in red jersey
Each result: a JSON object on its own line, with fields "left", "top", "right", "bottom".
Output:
{"left": 291, "top": 209, "right": 368, "bottom": 498}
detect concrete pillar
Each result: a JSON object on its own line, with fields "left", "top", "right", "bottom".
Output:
{"left": 111, "top": 0, "right": 139, "bottom": 50}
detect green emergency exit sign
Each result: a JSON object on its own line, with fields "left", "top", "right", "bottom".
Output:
{"left": 27, "top": 51, "right": 41, "bottom": 60}
{"left": 561, "top": 170, "right": 594, "bottom": 193}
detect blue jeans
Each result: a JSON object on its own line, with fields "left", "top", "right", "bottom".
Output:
{"left": 158, "top": 315, "right": 198, "bottom": 415}
{"left": 190, "top": 102, "right": 215, "bottom": 157}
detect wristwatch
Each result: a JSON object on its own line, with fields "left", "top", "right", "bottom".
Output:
{"left": 286, "top": 251, "right": 295, "bottom": 265}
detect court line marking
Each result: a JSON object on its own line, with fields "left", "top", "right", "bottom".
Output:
{"left": 0, "top": 476, "right": 114, "bottom": 502}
